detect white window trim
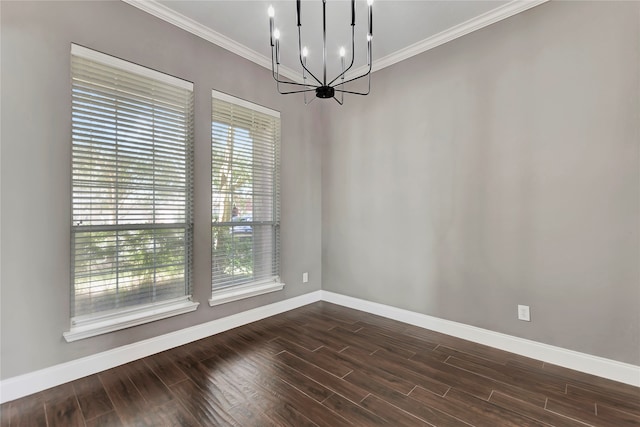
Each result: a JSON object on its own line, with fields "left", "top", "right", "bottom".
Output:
{"left": 71, "top": 44, "right": 193, "bottom": 90}
{"left": 209, "top": 280, "right": 285, "bottom": 307}
{"left": 64, "top": 297, "right": 199, "bottom": 342}
{"left": 211, "top": 90, "right": 280, "bottom": 118}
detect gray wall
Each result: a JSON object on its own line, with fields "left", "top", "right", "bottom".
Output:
{"left": 1, "top": 1, "right": 323, "bottom": 379}
{"left": 322, "top": 1, "right": 640, "bottom": 365}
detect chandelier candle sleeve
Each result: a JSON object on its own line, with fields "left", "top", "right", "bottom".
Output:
{"left": 368, "top": 0, "right": 373, "bottom": 36}
{"left": 351, "top": 0, "right": 355, "bottom": 26}
{"left": 268, "top": 5, "right": 274, "bottom": 46}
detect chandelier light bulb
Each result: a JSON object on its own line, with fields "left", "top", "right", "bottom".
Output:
{"left": 302, "top": 46, "right": 309, "bottom": 57}
{"left": 367, "top": 34, "right": 372, "bottom": 41}
{"left": 268, "top": 5, "right": 275, "bottom": 17}
{"left": 367, "top": 0, "right": 373, "bottom": 5}
{"left": 339, "top": 47, "right": 346, "bottom": 57}
{"left": 273, "top": 28, "right": 280, "bottom": 40}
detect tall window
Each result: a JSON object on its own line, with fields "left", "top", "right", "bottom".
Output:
{"left": 66, "top": 44, "right": 197, "bottom": 341}
{"left": 210, "top": 91, "right": 282, "bottom": 306}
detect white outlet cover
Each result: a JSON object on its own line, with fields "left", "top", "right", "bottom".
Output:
{"left": 518, "top": 305, "right": 531, "bottom": 322}
{"left": 302, "top": 272, "right": 309, "bottom": 283}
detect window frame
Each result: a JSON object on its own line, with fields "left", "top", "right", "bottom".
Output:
{"left": 64, "top": 44, "right": 198, "bottom": 342}
{"left": 209, "top": 90, "right": 284, "bottom": 306}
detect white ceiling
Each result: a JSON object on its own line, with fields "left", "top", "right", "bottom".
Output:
{"left": 125, "top": 0, "right": 546, "bottom": 82}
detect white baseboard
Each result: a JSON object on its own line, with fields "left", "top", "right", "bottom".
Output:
{"left": 2, "top": 289, "right": 638, "bottom": 404}
{"left": 0, "top": 291, "right": 322, "bottom": 404}
{"left": 320, "top": 291, "right": 640, "bottom": 388}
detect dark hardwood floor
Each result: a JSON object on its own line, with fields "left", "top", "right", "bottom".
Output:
{"left": 2, "top": 301, "right": 639, "bottom": 426}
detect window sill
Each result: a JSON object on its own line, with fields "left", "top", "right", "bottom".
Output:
{"left": 209, "top": 281, "right": 285, "bottom": 307}
{"left": 63, "top": 297, "right": 199, "bottom": 342}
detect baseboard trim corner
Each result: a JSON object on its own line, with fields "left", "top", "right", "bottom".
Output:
{"left": 320, "top": 290, "right": 640, "bottom": 387}
{"left": 2, "top": 289, "right": 637, "bottom": 404}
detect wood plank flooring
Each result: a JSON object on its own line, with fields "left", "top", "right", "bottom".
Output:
{"left": 2, "top": 301, "right": 639, "bottom": 426}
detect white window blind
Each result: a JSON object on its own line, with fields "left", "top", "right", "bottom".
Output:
{"left": 211, "top": 90, "right": 281, "bottom": 296}
{"left": 70, "top": 44, "right": 194, "bottom": 326}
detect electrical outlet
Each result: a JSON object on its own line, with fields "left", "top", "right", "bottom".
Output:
{"left": 518, "top": 305, "right": 531, "bottom": 322}
{"left": 302, "top": 272, "right": 309, "bottom": 283}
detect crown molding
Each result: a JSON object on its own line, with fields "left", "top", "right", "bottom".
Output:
{"left": 121, "top": 0, "right": 301, "bottom": 82}
{"left": 124, "top": 0, "right": 548, "bottom": 86}
{"left": 346, "top": 0, "right": 548, "bottom": 79}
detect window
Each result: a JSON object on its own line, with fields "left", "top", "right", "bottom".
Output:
{"left": 65, "top": 44, "right": 198, "bottom": 342}
{"left": 210, "top": 91, "right": 283, "bottom": 306}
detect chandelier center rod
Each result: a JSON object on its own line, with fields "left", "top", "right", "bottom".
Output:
{"left": 322, "top": 0, "right": 327, "bottom": 86}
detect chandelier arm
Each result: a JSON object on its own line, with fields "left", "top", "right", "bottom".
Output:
{"left": 271, "top": 46, "right": 289, "bottom": 84}
{"left": 276, "top": 71, "right": 318, "bottom": 94}
{"left": 334, "top": 67, "right": 371, "bottom": 87}
{"left": 271, "top": 56, "right": 289, "bottom": 83}
{"left": 328, "top": 26, "right": 356, "bottom": 87}
{"left": 334, "top": 88, "right": 369, "bottom": 95}
{"left": 333, "top": 51, "right": 372, "bottom": 87}
{"left": 334, "top": 69, "right": 371, "bottom": 96}
{"left": 274, "top": 78, "right": 320, "bottom": 88}
{"left": 271, "top": 46, "right": 278, "bottom": 81}
{"left": 276, "top": 86, "right": 318, "bottom": 95}
{"left": 272, "top": 47, "right": 320, "bottom": 88}
{"left": 334, "top": 68, "right": 371, "bottom": 96}
{"left": 297, "top": 27, "right": 323, "bottom": 86}
{"left": 332, "top": 96, "right": 344, "bottom": 105}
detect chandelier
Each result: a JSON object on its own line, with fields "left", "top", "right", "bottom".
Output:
{"left": 268, "top": 0, "right": 373, "bottom": 104}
